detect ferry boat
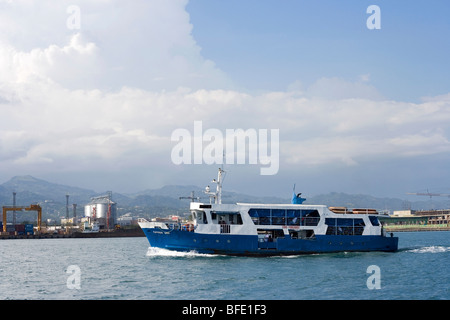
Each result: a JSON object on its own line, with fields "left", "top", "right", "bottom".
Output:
{"left": 138, "top": 169, "right": 398, "bottom": 256}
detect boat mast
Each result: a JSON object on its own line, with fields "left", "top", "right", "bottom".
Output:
{"left": 205, "top": 167, "right": 225, "bottom": 204}
{"left": 216, "top": 167, "right": 224, "bottom": 204}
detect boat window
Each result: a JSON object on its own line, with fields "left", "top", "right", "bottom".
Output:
{"left": 249, "top": 209, "right": 268, "bottom": 225}
{"left": 211, "top": 211, "right": 243, "bottom": 225}
{"left": 325, "top": 218, "right": 365, "bottom": 235}
{"left": 369, "top": 216, "right": 380, "bottom": 226}
{"left": 248, "top": 208, "right": 320, "bottom": 226}
{"left": 193, "top": 210, "right": 208, "bottom": 224}
{"left": 303, "top": 210, "right": 320, "bottom": 226}
{"left": 272, "top": 209, "right": 286, "bottom": 225}
{"left": 286, "top": 209, "right": 300, "bottom": 225}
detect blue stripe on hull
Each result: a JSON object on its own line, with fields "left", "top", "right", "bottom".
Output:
{"left": 142, "top": 228, "right": 257, "bottom": 254}
{"left": 142, "top": 228, "right": 398, "bottom": 256}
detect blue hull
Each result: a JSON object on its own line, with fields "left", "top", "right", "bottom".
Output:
{"left": 142, "top": 228, "right": 398, "bottom": 256}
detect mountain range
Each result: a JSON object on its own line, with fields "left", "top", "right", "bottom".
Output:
{"left": 0, "top": 175, "right": 446, "bottom": 223}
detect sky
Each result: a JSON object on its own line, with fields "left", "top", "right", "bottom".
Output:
{"left": 0, "top": 0, "right": 449, "bottom": 201}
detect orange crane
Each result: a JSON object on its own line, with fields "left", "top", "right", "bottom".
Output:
{"left": 2, "top": 204, "right": 42, "bottom": 233}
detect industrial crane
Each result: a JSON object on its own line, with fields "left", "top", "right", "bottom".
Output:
{"left": 406, "top": 192, "right": 450, "bottom": 199}
{"left": 2, "top": 204, "right": 42, "bottom": 233}
{"left": 406, "top": 191, "right": 450, "bottom": 210}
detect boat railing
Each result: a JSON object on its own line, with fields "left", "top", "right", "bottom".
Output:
{"left": 166, "top": 222, "right": 195, "bottom": 232}
{"left": 220, "top": 224, "right": 231, "bottom": 234}
{"left": 251, "top": 217, "right": 320, "bottom": 227}
{"left": 329, "top": 207, "right": 379, "bottom": 215}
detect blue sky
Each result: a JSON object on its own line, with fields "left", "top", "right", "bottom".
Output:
{"left": 187, "top": 0, "right": 450, "bottom": 101}
{"left": 0, "top": 0, "right": 449, "bottom": 203}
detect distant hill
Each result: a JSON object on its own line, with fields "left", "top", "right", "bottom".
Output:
{"left": 306, "top": 192, "right": 403, "bottom": 211}
{"left": 0, "top": 175, "right": 100, "bottom": 223}
{"left": 0, "top": 175, "right": 446, "bottom": 223}
{"left": 1, "top": 175, "right": 96, "bottom": 205}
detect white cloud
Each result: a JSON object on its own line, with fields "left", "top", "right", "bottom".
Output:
{"left": 0, "top": 1, "right": 450, "bottom": 193}
{"left": 305, "top": 77, "right": 384, "bottom": 101}
{"left": 0, "top": 33, "right": 100, "bottom": 86}
{"left": 0, "top": 0, "right": 231, "bottom": 91}
{"left": 2, "top": 76, "right": 449, "bottom": 174}
{"left": 388, "top": 130, "right": 450, "bottom": 156}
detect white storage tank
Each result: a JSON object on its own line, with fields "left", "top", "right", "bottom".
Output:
{"left": 84, "top": 195, "right": 117, "bottom": 229}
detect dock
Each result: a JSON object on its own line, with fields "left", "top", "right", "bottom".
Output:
{"left": 0, "top": 228, "right": 145, "bottom": 240}
{"left": 380, "top": 209, "right": 450, "bottom": 232}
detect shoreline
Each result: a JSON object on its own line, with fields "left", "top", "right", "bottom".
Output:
{"left": 0, "top": 228, "right": 145, "bottom": 240}
{"left": 385, "top": 225, "right": 450, "bottom": 232}
{"left": 2, "top": 226, "right": 449, "bottom": 239}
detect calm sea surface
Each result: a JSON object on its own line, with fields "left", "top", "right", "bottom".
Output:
{"left": 0, "top": 231, "right": 448, "bottom": 300}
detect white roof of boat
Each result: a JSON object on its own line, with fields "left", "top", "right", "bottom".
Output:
{"left": 235, "top": 203, "right": 328, "bottom": 209}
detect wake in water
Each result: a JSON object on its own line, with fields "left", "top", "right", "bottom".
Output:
{"left": 406, "top": 246, "right": 450, "bottom": 254}
{"left": 146, "top": 246, "right": 450, "bottom": 257}
{"left": 145, "top": 247, "right": 222, "bottom": 258}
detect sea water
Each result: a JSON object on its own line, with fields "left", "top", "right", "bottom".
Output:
{"left": 0, "top": 231, "right": 448, "bottom": 300}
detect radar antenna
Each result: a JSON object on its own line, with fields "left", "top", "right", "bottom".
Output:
{"left": 205, "top": 167, "right": 226, "bottom": 204}
{"left": 179, "top": 191, "right": 200, "bottom": 202}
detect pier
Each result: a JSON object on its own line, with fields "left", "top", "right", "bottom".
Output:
{"left": 381, "top": 209, "right": 450, "bottom": 232}
{"left": 0, "top": 228, "right": 145, "bottom": 240}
